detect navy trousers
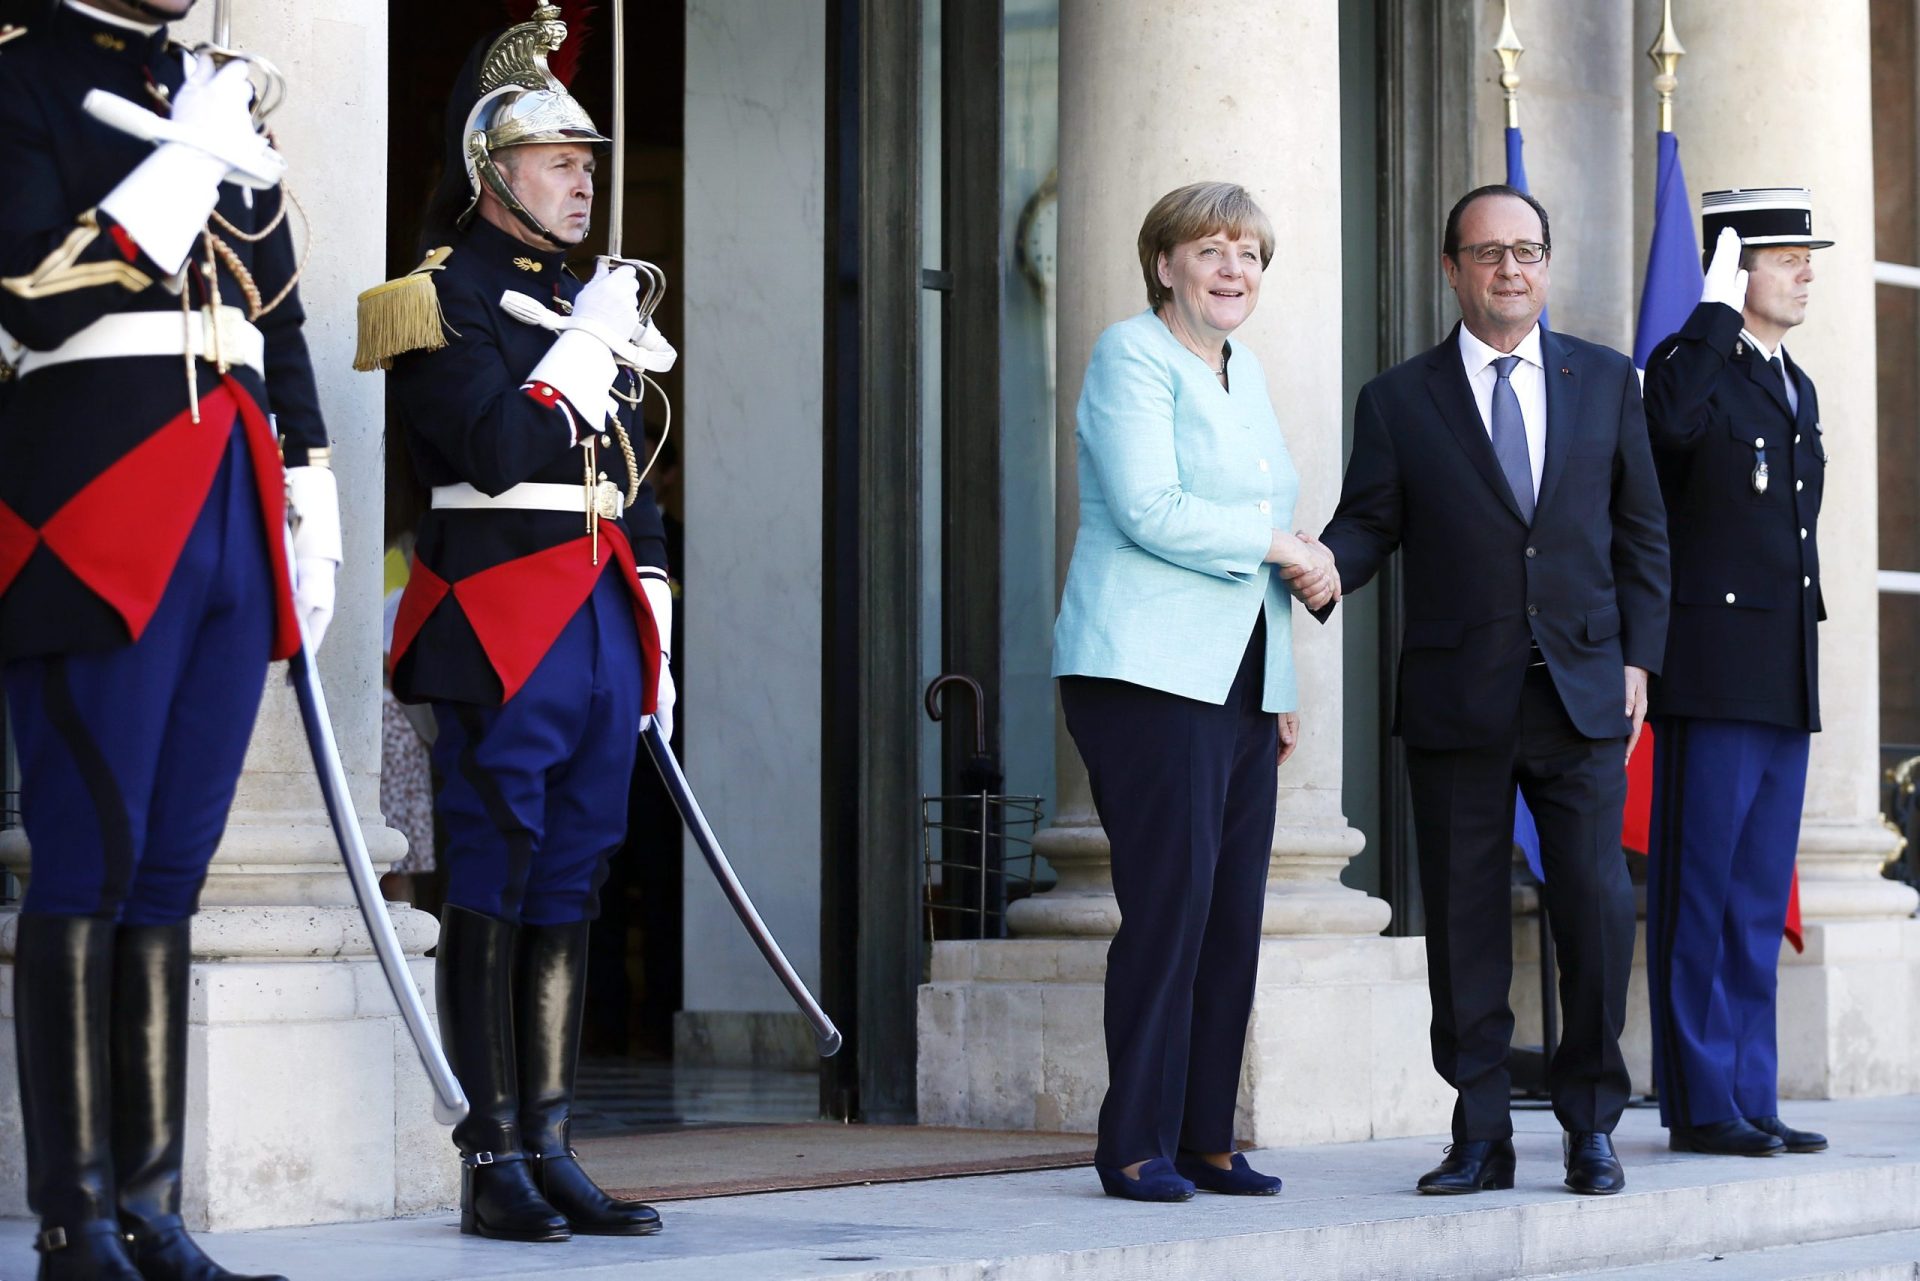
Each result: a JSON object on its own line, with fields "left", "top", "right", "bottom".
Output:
{"left": 431, "top": 569, "right": 643, "bottom": 927}
{"left": 1647, "top": 716, "right": 1808, "bottom": 1128}
{"left": 3, "top": 427, "right": 272, "bottom": 924}
{"left": 1061, "top": 620, "right": 1277, "bottom": 1169}
{"left": 1405, "top": 664, "right": 1636, "bottom": 1142}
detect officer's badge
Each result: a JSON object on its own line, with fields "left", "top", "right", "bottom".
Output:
{"left": 0, "top": 24, "right": 27, "bottom": 48}
{"left": 513, "top": 257, "right": 543, "bottom": 273}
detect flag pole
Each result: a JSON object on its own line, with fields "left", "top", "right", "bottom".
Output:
{"left": 1648, "top": 0, "right": 1686, "bottom": 135}
{"left": 1494, "top": 0, "right": 1524, "bottom": 131}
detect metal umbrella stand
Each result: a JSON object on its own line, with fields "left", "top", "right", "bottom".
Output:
{"left": 921, "top": 675, "right": 1043, "bottom": 941}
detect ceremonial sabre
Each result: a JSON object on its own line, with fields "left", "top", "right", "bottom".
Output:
{"left": 599, "top": 0, "right": 666, "bottom": 324}
{"left": 284, "top": 534, "right": 470, "bottom": 1123}
{"left": 202, "top": 0, "right": 286, "bottom": 125}
{"left": 642, "top": 725, "right": 842, "bottom": 1056}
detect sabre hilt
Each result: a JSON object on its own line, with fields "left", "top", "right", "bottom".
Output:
{"left": 193, "top": 43, "right": 287, "bottom": 128}
{"left": 595, "top": 255, "right": 668, "bottom": 327}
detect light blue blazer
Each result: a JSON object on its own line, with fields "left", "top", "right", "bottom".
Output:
{"left": 1053, "top": 311, "right": 1300, "bottom": 711}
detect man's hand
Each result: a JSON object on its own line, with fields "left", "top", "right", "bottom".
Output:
{"left": 1280, "top": 533, "right": 1340, "bottom": 611}
{"left": 1624, "top": 665, "right": 1650, "bottom": 764}
{"left": 1701, "top": 226, "right": 1749, "bottom": 313}
{"left": 1277, "top": 711, "right": 1300, "bottom": 767}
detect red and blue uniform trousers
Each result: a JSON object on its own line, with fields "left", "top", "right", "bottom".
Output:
{"left": 428, "top": 567, "right": 644, "bottom": 927}
{"left": 1646, "top": 715, "right": 1810, "bottom": 1128}
{"left": 3, "top": 390, "right": 295, "bottom": 925}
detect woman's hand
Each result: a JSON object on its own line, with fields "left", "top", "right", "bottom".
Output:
{"left": 1277, "top": 711, "right": 1300, "bottom": 766}
{"left": 1269, "top": 530, "right": 1340, "bottom": 610}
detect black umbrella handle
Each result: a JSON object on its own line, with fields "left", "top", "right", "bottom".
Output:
{"left": 924, "top": 673, "right": 987, "bottom": 757}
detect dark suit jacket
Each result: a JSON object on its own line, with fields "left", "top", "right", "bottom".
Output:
{"left": 1316, "top": 323, "right": 1669, "bottom": 751}
{"left": 1643, "top": 301, "right": 1823, "bottom": 731}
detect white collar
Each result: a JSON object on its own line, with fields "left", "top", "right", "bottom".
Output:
{"left": 1739, "top": 327, "right": 1789, "bottom": 365}
{"left": 1458, "top": 321, "right": 1544, "bottom": 375}
{"left": 65, "top": 0, "right": 164, "bottom": 35}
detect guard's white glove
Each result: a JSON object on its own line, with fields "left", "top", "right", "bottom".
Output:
{"left": 569, "top": 260, "right": 643, "bottom": 351}
{"left": 523, "top": 261, "right": 641, "bottom": 427}
{"left": 638, "top": 575, "right": 675, "bottom": 742}
{"left": 1701, "top": 226, "right": 1750, "bottom": 313}
{"left": 97, "top": 57, "right": 278, "bottom": 274}
{"left": 633, "top": 320, "right": 678, "bottom": 373}
{"left": 287, "top": 465, "right": 342, "bottom": 652}
{"left": 643, "top": 662, "right": 676, "bottom": 744}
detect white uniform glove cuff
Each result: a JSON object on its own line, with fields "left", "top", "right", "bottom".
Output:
{"left": 97, "top": 144, "right": 229, "bottom": 276}
{"left": 287, "top": 465, "right": 343, "bottom": 564}
{"left": 641, "top": 575, "right": 674, "bottom": 658}
{"left": 528, "top": 329, "right": 617, "bottom": 430}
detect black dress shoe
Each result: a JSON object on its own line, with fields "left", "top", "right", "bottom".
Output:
{"left": 1669, "top": 1118, "right": 1785, "bottom": 1156}
{"left": 1747, "top": 1115, "right": 1827, "bottom": 1153}
{"left": 1563, "top": 1132, "right": 1625, "bottom": 1195}
{"left": 1416, "top": 1140, "right": 1515, "bottom": 1194}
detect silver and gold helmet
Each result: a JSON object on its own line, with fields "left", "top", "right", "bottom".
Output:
{"left": 458, "top": 3, "right": 608, "bottom": 245}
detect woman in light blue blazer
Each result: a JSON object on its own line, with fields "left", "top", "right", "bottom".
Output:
{"left": 1055, "top": 182, "right": 1337, "bottom": 1203}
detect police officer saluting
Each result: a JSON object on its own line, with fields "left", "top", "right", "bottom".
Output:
{"left": 0, "top": 0, "right": 337, "bottom": 1277}
{"left": 1643, "top": 188, "right": 1830, "bottom": 1159}
{"left": 358, "top": 3, "right": 674, "bottom": 1244}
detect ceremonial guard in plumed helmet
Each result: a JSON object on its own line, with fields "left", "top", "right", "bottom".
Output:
{"left": 0, "top": 0, "right": 337, "bottom": 1277}
{"left": 357, "top": 2, "right": 674, "bottom": 1244}
{"left": 1643, "top": 188, "right": 1831, "bottom": 1160}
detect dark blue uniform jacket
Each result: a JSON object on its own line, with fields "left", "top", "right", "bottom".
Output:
{"left": 1644, "top": 300, "right": 1824, "bottom": 731}
{"left": 0, "top": 5, "right": 322, "bottom": 660}
{"left": 386, "top": 217, "right": 670, "bottom": 708}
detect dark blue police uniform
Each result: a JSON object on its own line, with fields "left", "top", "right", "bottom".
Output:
{"left": 1643, "top": 298, "right": 1824, "bottom": 1138}
{"left": 0, "top": 7, "right": 320, "bottom": 1278}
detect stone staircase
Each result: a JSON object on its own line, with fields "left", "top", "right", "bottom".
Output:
{"left": 2, "top": 1097, "right": 1917, "bottom": 1279}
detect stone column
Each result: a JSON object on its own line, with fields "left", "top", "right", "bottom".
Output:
{"left": 920, "top": 0, "right": 1449, "bottom": 1146}
{"left": 1, "top": 1, "right": 456, "bottom": 1229}
{"left": 1651, "top": 1, "right": 1920, "bottom": 1097}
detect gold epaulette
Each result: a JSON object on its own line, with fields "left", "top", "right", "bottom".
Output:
{"left": 0, "top": 24, "right": 29, "bottom": 49}
{"left": 353, "top": 246, "right": 454, "bottom": 372}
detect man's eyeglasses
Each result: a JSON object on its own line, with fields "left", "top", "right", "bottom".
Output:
{"left": 1455, "top": 241, "right": 1549, "bottom": 265}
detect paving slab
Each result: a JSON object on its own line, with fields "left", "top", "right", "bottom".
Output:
{"left": 2, "top": 1098, "right": 1917, "bottom": 1281}
{"left": 1579, "top": 1228, "right": 1920, "bottom": 1281}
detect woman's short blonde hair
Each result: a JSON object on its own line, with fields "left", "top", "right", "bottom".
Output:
{"left": 1137, "top": 182, "right": 1275, "bottom": 311}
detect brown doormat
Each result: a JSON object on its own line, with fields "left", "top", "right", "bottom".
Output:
{"left": 576, "top": 1124, "right": 1096, "bottom": 1202}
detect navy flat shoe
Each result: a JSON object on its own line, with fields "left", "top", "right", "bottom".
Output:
{"left": 1174, "top": 1152, "right": 1282, "bottom": 1196}
{"left": 1094, "top": 1157, "right": 1195, "bottom": 1202}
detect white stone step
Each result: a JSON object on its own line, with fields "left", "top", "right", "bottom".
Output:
{"left": 3, "top": 1098, "right": 1918, "bottom": 1280}
{"left": 1565, "top": 1228, "right": 1920, "bottom": 1280}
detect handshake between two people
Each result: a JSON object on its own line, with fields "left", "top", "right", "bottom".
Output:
{"left": 1269, "top": 530, "right": 1340, "bottom": 612}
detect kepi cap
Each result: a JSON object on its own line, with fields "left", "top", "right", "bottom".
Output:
{"left": 1701, "top": 188, "right": 1832, "bottom": 250}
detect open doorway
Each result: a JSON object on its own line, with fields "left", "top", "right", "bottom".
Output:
{"left": 380, "top": 0, "right": 707, "bottom": 1128}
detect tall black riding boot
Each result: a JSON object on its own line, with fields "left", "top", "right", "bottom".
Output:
{"left": 437, "top": 905, "right": 570, "bottom": 1242}
{"left": 13, "top": 913, "right": 143, "bottom": 1281}
{"left": 516, "top": 922, "right": 662, "bottom": 1236}
{"left": 112, "top": 923, "right": 288, "bottom": 1281}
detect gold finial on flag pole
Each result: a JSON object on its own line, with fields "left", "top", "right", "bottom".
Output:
{"left": 1648, "top": 0, "right": 1686, "bottom": 134}
{"left": 1494, "top": 1, "right": 1525, "bottom": 130}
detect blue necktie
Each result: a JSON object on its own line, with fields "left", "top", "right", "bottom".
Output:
{"left": 1491, "top": 355, "right": 1534, "bottom": 523}
{"left": 1772, "top": 355, "right": 1800, "bottom": 417}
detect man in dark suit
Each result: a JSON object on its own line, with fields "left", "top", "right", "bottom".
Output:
{"left": 1298, "top": 185, "right": 1669, "bottom": 1196}
{"left": 1641, "top": 190, "right": 1830, "bottom": 1159}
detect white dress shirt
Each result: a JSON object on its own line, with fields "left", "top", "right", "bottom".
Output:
{"left": 1458, "top": 322, "right": 1547, "bottom": 501}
